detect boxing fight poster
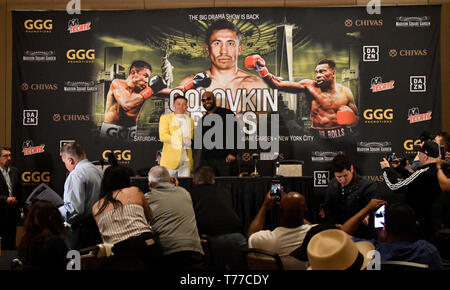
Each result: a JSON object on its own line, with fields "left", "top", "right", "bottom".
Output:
{"left": 12, "top": 6, "right": 441, "bottom": 198}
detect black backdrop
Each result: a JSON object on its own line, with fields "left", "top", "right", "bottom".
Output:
{"left": 12, "top": 6, "right": 441, "bottom": 200}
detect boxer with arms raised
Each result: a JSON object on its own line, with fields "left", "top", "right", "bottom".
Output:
{"left": 179, "top": 20, "right": 267, "bottom": 114}
{"left": 245, "top": 55, "right": 358, "bottom": 139}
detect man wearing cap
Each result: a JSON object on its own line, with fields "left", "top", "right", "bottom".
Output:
{"left": 380, "top": 140, "right": 443, "bottom": 242}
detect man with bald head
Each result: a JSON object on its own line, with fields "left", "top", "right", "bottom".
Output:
{"left": 195, "top": 91, "right": 237, "bottom": 176}
{"left": 247, "top": 190, "right": 316, "bottom": 256}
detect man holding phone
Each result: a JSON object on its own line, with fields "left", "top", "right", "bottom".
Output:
{"left": 340, "top": 200, "right": 443, "bottom": 270}
{"left": 247, "top": 189, "right": 316, "bottom": 260}
{"left": 380, "top": 140, "right": 443, "bottom": 242}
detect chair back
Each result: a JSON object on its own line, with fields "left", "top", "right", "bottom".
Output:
{"left": 242, "top": 248, "right": 284, "bottom": 270}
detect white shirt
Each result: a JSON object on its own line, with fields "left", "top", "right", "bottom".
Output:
{"left": 0, "top": 166, "right": 12, "bottom": 197}
{"left": 248, "top": 224, "right": 316, "bottom": 256}
{"left": 175, "top": 114, "right": 190, "bottom": 162}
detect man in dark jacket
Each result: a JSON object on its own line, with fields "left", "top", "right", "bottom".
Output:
{"left": 194, "top": 91, "right": 238, "bottom": 176}
{"left": 0, "top": 147, "right": 23, "bottom": 249}
{"left": 190, "top": 166, "right": 242, "bottom": 236}
{"left": 324, "top": 154, "right": 378, "bottom": 238}
{"left": 380, "top": 140, "right": 443, "bottom": 242}
{"left": 190, "top": 166, "right": 246, "bottom": 270}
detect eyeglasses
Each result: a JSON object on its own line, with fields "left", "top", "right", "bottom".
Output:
{"left": 201, "top": 97, "right": 213, "bottom": 102}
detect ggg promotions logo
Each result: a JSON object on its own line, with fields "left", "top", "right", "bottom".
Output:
{"left": 66, "top": 49, "right": 95, "bottom": 63}
{"left": 102, "top": 150, "right": 131, "bottom": 163}
{"left": 22, "top": 140, "right": 45, "bottom": 156}
{"left": 404, "top": 139, "right": 422, "bottom": 154}
{"left": 410, "top": 76, "right": 426, "bottom": 92}
{"left": 363, "top": 108, "right": 393, "bottom": 124}
{"left": 22, "top": 171, "right": 50, "bottom": 184}
{"left": 407, "top": 107, "right": 432, "bottom": 124}
{"left": 370, "top": 77, "right": 395, "bottom": 93}
{"left": 363, "top": 46, "right": 379, "bottom": 62}
{"left": 24, "top": 19, "right": 53, "bottom": 33}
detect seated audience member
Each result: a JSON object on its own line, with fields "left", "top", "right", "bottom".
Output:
{"left": 248, "top": 191, "right": 315, "bottom": 257}
{"left": 307, "top": 229, "right": 375, "bottom": 270}
{"left": 290, "top": 223, "right": 339, "bottom": 262}
{"left": 191, "top": 166, "right": 243, "bottom": 236}
{"left": 18, "top": 200, "right": 69, "bottom": 270}
{"left": 191, "top": 166, "right": 247, "bottom": 270}
{"left": 145, "top": 166, "right": 205, "bottom": 270}
{"left": 341, "top": 199, "right": 443, "bottom": 270}
{"left": 381, "top": 140, "right": 443, "bottom": 241}
{"left": 92, "top": 165, "right": 162, "bottom": 269}
{"left": 324, "top": 153, "right": 378, "bottom": 238}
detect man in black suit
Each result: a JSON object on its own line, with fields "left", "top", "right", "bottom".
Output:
{"left": 0, "top": 147, "right": 23, "bottom": 249}
{"left": 195, "top": 91, "right": 238, "bottom": 176}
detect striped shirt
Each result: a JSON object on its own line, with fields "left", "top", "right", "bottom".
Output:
{"left": 97, "top": 203, "right": 153, "bottom": 245}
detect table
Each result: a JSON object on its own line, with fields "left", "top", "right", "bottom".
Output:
{"left": 131, "top": 176, "right": 315, "bottom": 235}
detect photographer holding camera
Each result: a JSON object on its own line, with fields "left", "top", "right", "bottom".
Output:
{"left": 380, "top": 140, "right": 443, "bottom": 242}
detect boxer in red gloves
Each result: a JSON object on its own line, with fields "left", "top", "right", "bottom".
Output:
{"left": 245, "top": 55, "right": 358, "bottom": 139}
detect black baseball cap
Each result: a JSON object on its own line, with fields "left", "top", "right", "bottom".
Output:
{"left": 414, "top": 140, "right": 440, "bottom": 158}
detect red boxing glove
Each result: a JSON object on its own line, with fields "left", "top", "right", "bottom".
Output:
{"left": 184, "top": 72, "right": 212, "bottom": 91}
{"left": 140, "top": 75, "right": 167, "bottom": 100}
{"left": 244, "top": 55, "right": 269, "bottom": 77}
{"left": 337, "top": 105, "right": 357, "bottom": 125}
{"left": 140, "top": 87, "right": 155, "bottom": 100}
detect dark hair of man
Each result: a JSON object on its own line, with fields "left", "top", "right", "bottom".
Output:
{"left": 129, "top": 60, "right": 152, "bottom": 75}
{"left": 0, "top": 146, "right": 11, "bottom": 156}
{"left": 193, "top": 166, "right": 215, "bottom": 185}
{"left": 205, "top": 19, "right": 242, "bottom": 45}
{"left": 60, "top": 142, "right": 85, "bottom": 160}
{"left": 95, "top": 165, "right": 133, "bottom": 217}
{"left": 331, "top": 153, "right": 352, "bottom": 174}
{"left": 317, "top": 58, "right": 336, "bottom": 71}
{"left": 385, "top": 203, "right": 418, "bottom": 241}
{"left": 19, "top": 200, "right": 66, "bottom": 260}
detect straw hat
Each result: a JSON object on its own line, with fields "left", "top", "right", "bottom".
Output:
{"left": 307, "top": 229, "right": 375, "bottom": 270}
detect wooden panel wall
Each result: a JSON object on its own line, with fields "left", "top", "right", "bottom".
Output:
{"left": 1, "top": 0, "right": 449, "bottom": 146}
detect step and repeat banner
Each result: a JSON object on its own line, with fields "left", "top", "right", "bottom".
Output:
{"left": 12, "top": 6, "right": 441, "bottom": 197}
